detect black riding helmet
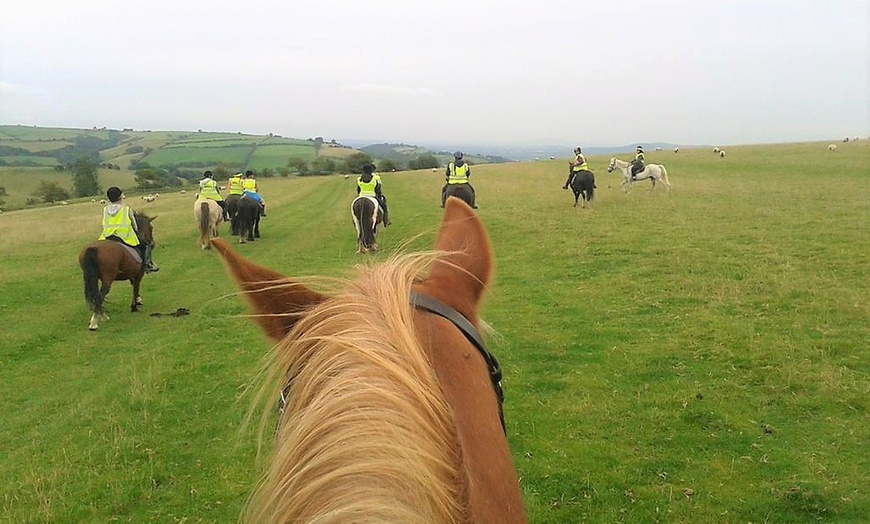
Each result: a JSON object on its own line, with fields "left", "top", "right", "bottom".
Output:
{"left": 106, "top": 186, "right": 122, "bottom": 202}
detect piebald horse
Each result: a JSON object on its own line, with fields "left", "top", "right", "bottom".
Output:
{"left": 351, "top": 195, "right": 383, "bottom": 253}
{"left": 211, "top": 198, "right": 527, "bottom": 523}
{"left": 193, "top": 198, "right": 222, "bottom": 250}
{"left": 607, "top": 157, "right": 671, "bottom": 193}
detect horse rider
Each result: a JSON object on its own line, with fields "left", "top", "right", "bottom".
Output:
{"left": 199, "top": 170, "right": 229, "bottom": 220}
{"left": 98, "top": 186, "right": 159, "bottom": 273}
{"left": 563, "top": 146, "right": 591, "bottom": 189}
{"left": 227, "top": 172, "right": 245, "bottom": 197}
{"left": 629, "top": 145, "right": 645, "bottom": 180}
{"left": 442, "top": 151, "right": 477, "bottom": 208}
{"left": 357, "top": 163, "right": 390, "bottom": 226}
{"left": 242, "top": 170, "right": 266, "bottom": 216}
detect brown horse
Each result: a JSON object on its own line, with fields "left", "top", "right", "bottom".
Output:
{"left": 193, "top": 198, "right": 222, "bottom": 250}
{"left": 78, "top": 212, "right": 157, "bottom": 331}
{"left": 211, "top": 197, "right": 526, "bottom": 523}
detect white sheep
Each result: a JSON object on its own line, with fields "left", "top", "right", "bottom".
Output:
{"left": 828, "top": 144, "right": 838, "bottom": 151}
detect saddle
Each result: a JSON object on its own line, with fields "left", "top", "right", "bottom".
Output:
{"left": 103, "top": 237, "right": 142, "bottom": 265}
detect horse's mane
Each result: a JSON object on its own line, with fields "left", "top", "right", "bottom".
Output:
{"left": 246, "top": 254, "right": 468, "bottom": 524}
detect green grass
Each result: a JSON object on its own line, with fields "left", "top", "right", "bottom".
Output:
{"left": 141, "top": 146, "right": 253, "bottom": 167}
{"left": 1, "top": 141, "right": 868, "bottom": 522}
{"left": 0, "top": 167, "right": 135, "bottom": 208}
{"left": 248, "top": 144, "right": 316, "bottom": 170}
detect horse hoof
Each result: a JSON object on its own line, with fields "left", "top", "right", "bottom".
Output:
{"left": 136, "top": 296, "right": 143, "bottom": 305}
{"left": 88, "top": 325, "right": 98, "bottom": 331}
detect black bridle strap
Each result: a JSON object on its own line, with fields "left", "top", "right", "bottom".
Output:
{"left": 409, "top": 291, "right": 506, "bottom": 433}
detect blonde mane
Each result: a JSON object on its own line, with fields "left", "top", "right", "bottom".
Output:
{"left": 245, "top": 255, "right": 468, "bottom": 524}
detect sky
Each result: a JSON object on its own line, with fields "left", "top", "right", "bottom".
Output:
{"left": 1, "top": 0, "right": 868, "bottom": 148}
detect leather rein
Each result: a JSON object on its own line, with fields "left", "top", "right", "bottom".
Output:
{"left": 278, "top": 291, "right": 507, "bottom": 434}
{"left": 410, "top": 291, "right": 506, "bottom": 433}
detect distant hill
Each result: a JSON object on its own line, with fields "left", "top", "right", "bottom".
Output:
{"left": 360, "top": 143, "right": 509, "bottom": 166}
{"left": 0, "top": 125, "right": 328, "bottom": 172}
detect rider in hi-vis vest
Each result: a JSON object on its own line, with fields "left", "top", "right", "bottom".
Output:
{"left": 357, "top": 163, "right": 390, "bottom": 226}
{"left": 99, "top": 186, "right": 159, "bottom": 273}
{"left": 563, "top": 146, "right": 592, "bottom": 189}
{"left": 227, "top": 172, "right": 244, "bottom": 195}
{"left": 199, "top": 170, "right": 229, "bottom": 220}
{"left": 242, "top": 170, "right": 266, "bottom": 216}
{"left": 441, "top": 151, "right": 477, "bottom": 208}
{"left": 629, "top": 145, "right": 645, "bottom": 179}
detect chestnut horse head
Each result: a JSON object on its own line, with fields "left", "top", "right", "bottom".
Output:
{"left": 212, "top": 197, "right": 526, "bottom": 523}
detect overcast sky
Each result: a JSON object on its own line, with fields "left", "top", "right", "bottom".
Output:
{"left": 1, "top": 0, "right": 868, "bottom": 148}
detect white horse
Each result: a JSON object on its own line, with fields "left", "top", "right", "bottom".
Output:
{"left": 607, "top": 157, "right": 671, "bottom": 193}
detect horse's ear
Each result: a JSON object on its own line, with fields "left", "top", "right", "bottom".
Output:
{"left": 210, "top": 238, "right": 326, "bottom": 342}
{"left": 417, "top": 197, "right": 493, "bottom": 321}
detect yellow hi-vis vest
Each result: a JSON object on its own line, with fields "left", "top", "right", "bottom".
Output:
{"left": 199, "top": 178, "right": 223, "bottom": 201}
{"left": 98, "top": 205, "right": 139, "bottom": 246}
{"left": 242, "top": 178, "right": 258, "bottom": 192}
{"left": 228, "top": 174, "right": 244, "bottom": 195}
{"left": 572, "top": 154, "right": 589, "bottom": 172}
{"left": 447, "top": 162, "right": 470, "bottom": 184}
{"left": 357, "top": 177, "right": 378, "bottom": 197}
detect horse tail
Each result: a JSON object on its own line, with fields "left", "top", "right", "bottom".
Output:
{"left": 81, "top": 247, "right": 103, "bottom": 315}
{"left": 199, "top": 201, "right": 211, "bottom": 246}
{"left": 660, "top": 165, "right": 671, "bottom": 187}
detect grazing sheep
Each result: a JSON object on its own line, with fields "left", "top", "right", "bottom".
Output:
{"left": 673, "top": 147, "right": 680, "bottom": 153}
{"left": 180, "top": 189, "right": 187, "bottom": 194}
{"left": 828, "top": 144, "right": 838, "bottom": 151}
{"left": 655, "top": 147, "right": 661, "bottom": 151}
{"left": 61, "top": 201, "right": 69, "bottom": 205}
{"left": 719, "top": 150, "right": 726, "bottom": 158}
{"left": 713, "top": 147, "right": 720, "bottom": 154}
{"left": 99, "top": 199, "right": 107, "bottom": 204}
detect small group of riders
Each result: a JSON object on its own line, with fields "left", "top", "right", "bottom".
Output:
{"left": 98, "top": 151, "right": 482, "bottom": 270}
{"left": 563, "top": 145, "right": 645, "bottom": 189}
{"left": 199, "top": 170, "right": 266, "bottom": 221}
{"left": 354, "top": 150, "right": 477, "bottom": 227}
{"left": 96, "top": 170, "right": 267, "bottom": 274}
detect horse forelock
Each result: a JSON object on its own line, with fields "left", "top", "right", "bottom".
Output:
{"left": 247, "top": 254, "right": 468, "bottom": 524}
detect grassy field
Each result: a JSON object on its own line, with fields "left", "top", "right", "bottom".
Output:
{"left": 1, "top": 141, "right": 868, "bottom": 523}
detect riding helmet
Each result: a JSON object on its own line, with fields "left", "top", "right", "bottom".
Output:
{"left": 106, "top": 186, "right": 122, "bottom": 202}
{"left": 454, "top": 151, "right": 463, "bottom": 159}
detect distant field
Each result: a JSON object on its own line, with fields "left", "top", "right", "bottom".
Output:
{"left": 0, "top": 167, "right": 135, "bottom": 207}
{"left": 0, "top": 156, "right": 59, "bottom": 166}
{"left": 0, "top": 140, "right": 74, "bottom": 152}
{"left": 248, "top": 143, "right": 316, "bottom": 169}
{"left": 1, "top": 140, "right": 868, "bottom": 523}
{"left": 141, "top": 145, "right": 253, "bottom": 167}
{"left": 0, "top": 125, "right": 112, "bottom": 141}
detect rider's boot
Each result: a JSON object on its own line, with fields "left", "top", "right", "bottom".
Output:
{"left": 142, "top": 244, "right": 159, "bottom": 273}
{"left": 260, "top": 203, "right": 266, "bottom": 217}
